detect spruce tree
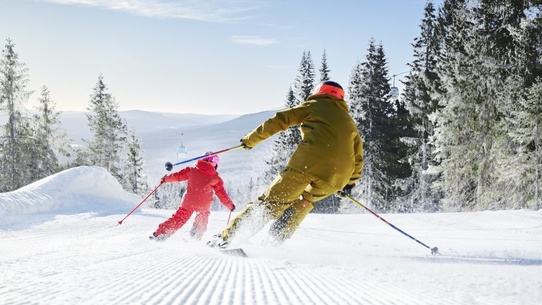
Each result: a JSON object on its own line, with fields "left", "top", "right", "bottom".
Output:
{"left": 504, "top": 78, "right": 542, "bottom": 210}
{"left": 29, "top": 86, "right": 72, "bottom": 181}
{"left": 431, "top": 0, "right": 540, "bottom": 211}
{"left": 79, "top": 74, "right": 127, "bottom": 181}
{"left": 349, "top": 39, "right": 407, "bottom": 212}
{"left": 294, "top": 50, "right": 316, "bottom": 103}
{"left": 318, "top": 49, "right": 331, "bottom": 82}
{"left": 402, "top": 0, "right": 443, "bottom": 212}
{"left": 0, "top": 38, "right": 32, "bottom": 192}
{"left": 122, "top": 129, "right": 149, "bottom": 196}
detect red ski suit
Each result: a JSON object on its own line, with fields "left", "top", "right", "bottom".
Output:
{"left": 154, "top": 160, "right": 235, "bottom": 239}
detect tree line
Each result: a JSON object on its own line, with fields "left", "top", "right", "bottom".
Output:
{"left": 0, "top": 39, "right": 149, "bottom": 196}
{"left": 252, "top": 0, "right": 542, "bottom": 213}
{"left": 2, "top": 0, "right": 541, "bottom": 213}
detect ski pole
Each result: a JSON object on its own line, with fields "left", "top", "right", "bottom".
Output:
{"left": 165, "top": 144, "right": 244, "bottom": 171}
{"left": 227, "top": 210, "right": 232, "bottom": 224}
{"left": 341, "top": 192, "right": 439, "bottom": 255}
{"left": 117, "top": 182, "right": 164, "bottom": 225}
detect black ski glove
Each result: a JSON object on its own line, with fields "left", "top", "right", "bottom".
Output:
{"left": 338, "top": 183, "right": 355, "bottom": 197}
{"left": 230, "top": 203, "right": 236, "bottom": 212}
{"left": 160, "top": 175, "right": 168, "bottom": 184}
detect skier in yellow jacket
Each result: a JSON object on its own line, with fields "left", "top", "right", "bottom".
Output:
{"left": 208, "top": 80, "right": 363, "bottom": 248}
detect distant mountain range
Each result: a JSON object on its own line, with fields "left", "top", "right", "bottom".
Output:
{"left": 1, "top": 109, "right": 277, "bottom": 185}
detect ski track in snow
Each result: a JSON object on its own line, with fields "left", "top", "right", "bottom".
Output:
{"left": 2, "top": 209, "right": 541, "bottom": 305}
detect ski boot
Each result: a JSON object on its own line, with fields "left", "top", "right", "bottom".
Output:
{"left": 206, "top": 234, "right": 229, "bottom": 249}
{"left": 149, "top": 232, "right": 170, "bottom": 241}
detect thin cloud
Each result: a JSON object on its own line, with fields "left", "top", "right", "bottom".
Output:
{"left": 231, "top": 35, "right": 277, "bottom": 46}
{"left": 33, "top": 0, "right": 266, "bottom": 22}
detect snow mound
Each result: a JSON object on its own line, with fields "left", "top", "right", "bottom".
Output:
{"left": 0, "top": 166, "right": 140, "bottom": 226}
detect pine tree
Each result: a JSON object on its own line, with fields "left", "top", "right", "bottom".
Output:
{"left": 402, "top": 0, "right": 443, "bottom": 212}
{"left": 28, "top": 86, "right": 72, "bottom": 181}
{"left": 348, "top": 61, "right": 369, "bottom": 204}
{"left": 389, "top": 97, "right": 417, "bottom": 212}
{"left": 294, "top": 50, "right": 316, "bottom": 103}
{"left": 0, "top": 38, "right": 33, "bottom": 192}
{"left": 122, "top": 129, "right": 149, "bottom": 196}
{"left": 78, "top": 74, "right": 127, "bottom": 181}
{"left": 519, "top": 3, "right": 542, "bottom": 86}
{"left": 431, "top": 0, "right": 542, "bottom": 211}
{"left": 318, "top": 49, "right": 331, "bottom": 82}
{"left": 503, "top": 78, "right": 542, "bottom": 210}
{"left": 349, "top": 39, "right": 406, "bottom": 212}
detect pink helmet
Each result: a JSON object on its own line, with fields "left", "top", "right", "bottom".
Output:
{"left": 203, "top": 152, "right": 219, "bottom": 167}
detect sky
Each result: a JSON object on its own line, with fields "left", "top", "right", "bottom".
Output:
{"left": 1, "top": 166, "right": 541, "bottom": 305}
{"left": 0, "top": 0, "right": 437, "bottom": 115}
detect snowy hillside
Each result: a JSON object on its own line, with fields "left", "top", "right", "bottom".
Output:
{"left": 134, "top": 109, "right": 277, "bottom": 185}
{"left": 0, "top": 110, "right": 236, "bottom": 142}
{"left": 1, "top": 167, "right": 541, "bottom": 305}
{"left": 55, "top": 109, "right": 275, "bottom": 185}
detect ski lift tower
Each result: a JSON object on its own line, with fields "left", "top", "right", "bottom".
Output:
{"left": 390, "top": 71, "right": 409, "bottom": 99}
{"left": 177, "top": 133, "right": 187, "bottom": 158}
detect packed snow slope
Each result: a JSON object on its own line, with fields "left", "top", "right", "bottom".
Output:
{"left": 1, "top": 167, "right": 542, "bottom": 305}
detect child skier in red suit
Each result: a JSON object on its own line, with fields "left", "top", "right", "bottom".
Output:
{"left": 150, "top": 152, "right": 235, "bottom": 241}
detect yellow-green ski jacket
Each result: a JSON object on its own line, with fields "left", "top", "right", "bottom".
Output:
{"left": 242, "top": 95, "right": 363, "bottom": 189}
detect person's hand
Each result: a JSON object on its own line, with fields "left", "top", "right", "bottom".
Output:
{"left": 160, "top": 175, "right": 167, "bottom": 184}
{"left": 230, "top": 203, "right": 236, "bottom": 212}
{"left": 338, "top": 184, "right": 355, "bottom": 197}
{"left": 240, "top": 139, "right": 252, "bottom": 150}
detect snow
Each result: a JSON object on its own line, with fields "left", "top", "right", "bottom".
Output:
{"left": 1, "top": 166, "right": 541, "bottom": 305}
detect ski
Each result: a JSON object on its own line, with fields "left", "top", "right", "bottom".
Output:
{"left": 218, "top": 248, "right": 248, "bottom": 258}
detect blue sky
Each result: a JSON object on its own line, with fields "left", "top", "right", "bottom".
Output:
{"left": 1, "top": 0, "right": 436, "bottom": 115}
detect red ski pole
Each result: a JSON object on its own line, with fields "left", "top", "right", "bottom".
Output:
{"left": 117, "top": 182, "right": 164, "bottom": 225}
{"left": 227, "top": 210, "right": 232, "bottom": 224}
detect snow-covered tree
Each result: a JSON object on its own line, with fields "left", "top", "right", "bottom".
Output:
{"left": 122, "top": 129, "right": 149, "bottom": 196}
{"left": 293, "top": 50, "right": 316, "bottom": 104}
{"left": 77, "top": 74, "right": 127, "bottom": 181}
{"left": 402, "top": 0, "right": 443, "bottom": 212}
{"left": 28, "top": 86, "right": 72, "bottom": 181}
{"left": 0, "top": 38, "right": 33, "bottom": 192}
{"left": 318, "top": 49, "right": 331, "bottom": 82}
{"left": 430, "top": 0, "right": 542, "bottom": 211}
{"left": 348, "top": 39, "right": 409, "bottom": 212}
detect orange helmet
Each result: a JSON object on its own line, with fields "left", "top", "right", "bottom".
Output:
{"left": 310, "top": 81, "right": 344, "bottom": 99}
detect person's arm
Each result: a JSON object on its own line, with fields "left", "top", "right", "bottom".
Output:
{"left": 242, "top": 105, "right": 309, "bottom": 148}
{"left": 213, "top": 177, "right": 235, "bottom": 211}
{"left": 162, "top": 167, "right": 190, "bottom": 183}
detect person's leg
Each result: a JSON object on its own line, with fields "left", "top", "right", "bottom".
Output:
{"left": 154, "top": 207, "right": 192, "bottom": 237}
{"left": 190, "top": 210, "right": 210, "bottom": 240}
{"left": 267, "top": 200, "right": 313, "bottom": 244}
{"left": 268, "top": 177, "right": 338, "bottom": 244}
{"left": 221, "top": 168, "right": 311, "bottom": 242}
